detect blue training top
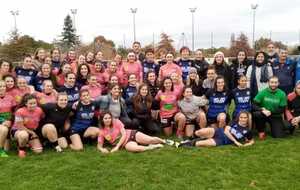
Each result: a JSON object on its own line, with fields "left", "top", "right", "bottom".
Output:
{"left": 232, "top": 87, "right": 251, "bottom": 118}
{"left": 205, "top": 89, "right": 232, "bottom": 119}
{"left": 177, "top": 59, "right": 192, "bottom": 81}
{"left": 142, "top": 61, "right": 160, "bottom": 81}
{"left": 71, "top": 101, "right": 98, "bottom": 131}
{"left": 57, "top": 85, "right": 80, "bottom": 105}
{"left": 15, "top": 66, "right": 38, "bottom": 86}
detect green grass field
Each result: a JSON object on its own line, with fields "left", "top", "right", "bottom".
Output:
{"left": 1, "top": 131, "right": 300, "bottom": 190}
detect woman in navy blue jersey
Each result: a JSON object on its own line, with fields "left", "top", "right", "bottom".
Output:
{"left": 57, "top": 72, "right": 80, "bottom": 105}
{"left": 177, "top": 46, "right": 193, "bottom": 82}
{"left": 142, "top": 48, "right": 160, "bottom": 81}
{"left": 50, "top": 47, "right": 62, "bottom": 75}
{"left": 33, "top": 63, "right": 56, "bottom": 92}
{"left": 15, "top": 54, "right": 38, "bottom": 86}
{"left": 69, "top": 89, "right": 99, "bottom": 151}
{"left": 232, "top": 75, "right": 252, "bottom": 128}
{"left": 178, "top": 111, "right": 254, "bottom": 148}
{"left": 204, "top": 76, "right": 232, "bottom": 128}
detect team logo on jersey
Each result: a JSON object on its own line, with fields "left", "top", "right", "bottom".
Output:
{"left": 105, "top": 134, "right": 112, "bottom": 141}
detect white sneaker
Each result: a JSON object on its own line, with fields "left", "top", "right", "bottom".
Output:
{"left": 55, "top": 145, "right": 63, "bottom": 153}
{"left": 148, "top": 144, "right": 164, "bottom": 150}
{"left": 164, "top": 139, "right": 175, "bottom": 146}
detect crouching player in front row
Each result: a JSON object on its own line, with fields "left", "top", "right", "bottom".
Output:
{"left": 178, "top": 111, "right": 254, "bottom": 148}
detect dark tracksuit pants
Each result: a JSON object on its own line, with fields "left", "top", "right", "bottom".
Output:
{"left": 253, "top": 111, "right": 285, "bottom": 138}
{"left": 132, "top": 118, "right": 161, "bottom": 135}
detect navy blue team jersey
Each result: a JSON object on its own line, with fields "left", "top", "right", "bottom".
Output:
{"left": 123, "top": 85, "right": 137, "bottom": 102}
{"left": 205, "top": 89, "right": 232, "bottom": 119}
{"left": 177, "top": 59, "right": 192, "bottom": 81}
{"left": 57, "top": 85, "right": 80, "bottom": 105}
{"left": 71, "top": 101, "right": 98, "bottom": 133}
{"left": 33, "top": 75, "right": 52, "bottom": 92}
{"left": 15, "top": 66, "right": 38, "bottom": 86}
{"left": 232, "top": 88, "right": 251, "bottom": 118}
{"left": 142, "top": 61, "right": 160, "bottom": 81}
{"left": 228, "top": 123, "right": 253, "bottom": 142}
{"left": 215, "top": 123, "right": 253, "bottom": 146}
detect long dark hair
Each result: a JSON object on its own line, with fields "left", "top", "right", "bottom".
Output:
{"left": 235, "top": 111, "right": 250, "bottom": 128}
{"left": 40, "top": 63, "right": 57, "bottom": 86}
{"left": 146, "top": 70, "right": 159, "bottom": 86}
{"left": 0, "top": 60, "right": 13, "bottom": 73}
{"left": 254, "top": 51, "right": 268, "bottom": 66}
{"left": 132, "top": 84, "right": 152, "bottom": 113}
{"left": 99, "top": 111, "right": 113, "bottom": 128}
{"left": 57, "top": 62, "right": 71, "bottom": 75}
{"left": 76, "top": 63, "right": 91, "bottom": 80}
{"left": 233, "top": 50, "right": 249, "bottom": 65}
{"left": 17, "top": 93, "right": 37, "bottom": 110}
{"left": 34, "top": 48, "right": 45, "bottom": 61}
{"left": 180, "top": 86, "right": 193, "bottom": 100}
{"left": 213, "top": 75, "right": 227, "bottom": 92}
{"left": 160, "top": 77, "right": 174, "bottom": 92}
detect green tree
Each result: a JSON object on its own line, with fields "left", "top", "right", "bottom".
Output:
{"left": 156, "top": 33, "right": 175, "bottom": 57}
{"left": 229, "top": 32, "right": 253, "bottom": 57}
{"left": 76, "top": 35, "right": 116, "bottom": 60}
{"left": 0, "top": 35, "right": 53, "bottom": 62}
{"left": 60, "top": 15, "right": 79, "bottom": 51}
{"left": 255, "top": 37, "right": 287, "bottom": 51}
{"left": 116, "top": 46, "right": 130, "bottom": 58}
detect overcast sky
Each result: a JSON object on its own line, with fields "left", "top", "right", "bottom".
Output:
{"left": 1, "top": 0, "right": 300, "bottom": 49}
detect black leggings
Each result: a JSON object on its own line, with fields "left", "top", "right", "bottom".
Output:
{"left": 253, "top": 111, "right": 285, "bottom": 138}
{"left": 133, "top": 118, "right": 161, "bottom": 135}
{"left": 120, "top": 117, "right": 140, "bottom": 130}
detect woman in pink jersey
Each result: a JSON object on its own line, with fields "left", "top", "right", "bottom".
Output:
{"left": 34, "top": 80, "right": 57, "bottom": 105}
{"left": 105, "top": 61, "right": 124, "bottom": 86}
{"left": 158, "top": 52, "right": 182, "bottom": 82}
{"left": 13, "top": 77, "right": 35, "bottom": 104}
{"left": 0, "top": 80, "right": 17, "bottom": 157}
{"left": 97, "top": 112, "right": 175, "bottom": 153}
{"left": 121, "top": 52, "right": 143, "bottom": 84}
{"left": 93, "top": 61, "right": 109, "bottom": 93}
{"left": 155, "top": 77, "right": 186, "bottom": 137}
{"left": 170, "top": 72, "right": 184, "bottom": 96}
{"left": 81, "top": 74, "right": 102, "bottom": 100}
{"left": 4, "top": 74, "right": 16, "bottom": 96}
{"left": 12, "top": 94, "right": 45, "bottom": 158}
{"left": 86, "top": 52, "right": 95, "bottom": 71}
{"left": 56, "top": 63, "right": 72, "bottom": 87}
{"left": 0, "top": 60, "right": 14, "bottom": 80}
{"left": 114, "top": 54, "right": 123, "bottom": 70}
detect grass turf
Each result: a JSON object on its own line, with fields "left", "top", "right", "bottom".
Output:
{"left": 1, "top": 131, "right": 300, "bottom": 190}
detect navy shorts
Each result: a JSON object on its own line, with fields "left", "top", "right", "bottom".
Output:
{"left": 213, "top": 128, "right": 232, "bottom": 146}
{"left": 70, "top": 127, "right": 88, "bottom": 137}
{"left": 207, "top": 113, "right": 230, "bottom": 125}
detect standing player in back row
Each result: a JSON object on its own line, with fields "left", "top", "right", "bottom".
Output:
{"left": 158, "top": 52, "right": 182, "bottom": 82}
{"left": 177, "top": 46, "right": 193, "bottom": 82}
